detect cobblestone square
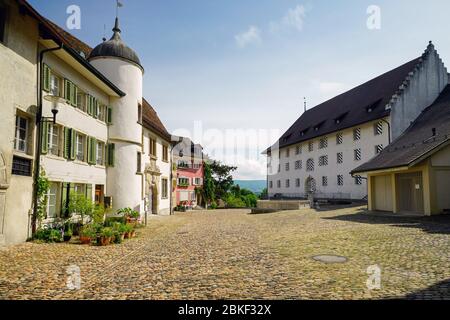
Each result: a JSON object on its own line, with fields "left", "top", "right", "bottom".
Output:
{"left": 1, "top": 207, "right": 450, "bottom": 300}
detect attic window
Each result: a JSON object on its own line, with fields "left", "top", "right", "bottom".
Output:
{"left": 313, "top": 121, "right": 325, "bottom": 132}
{"left": 300, "top": 127, "right": 309, "bottom": 137}
{"left": 282, "top": 134, "right": 292, "bottom": 142}
{"left": 366, "top": 99, "right": 382, "bottom": 113}
{"left": 334, "top": 112, "right": 349, "bottom": 124}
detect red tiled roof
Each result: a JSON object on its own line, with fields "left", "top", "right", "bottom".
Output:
{"left": 142, "top": 98, "right": 171, "bottom": 141}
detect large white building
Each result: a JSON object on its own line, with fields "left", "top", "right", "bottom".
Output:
{"left": 0, "top": 0, "right": 173, "bottom": 245}
{"left": 265, "top": 42, "right": 448, "bottom": 201}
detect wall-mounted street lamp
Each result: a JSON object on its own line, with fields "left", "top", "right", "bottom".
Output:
{"left": 43, "top": 94, "right": 65, "bottom": 124}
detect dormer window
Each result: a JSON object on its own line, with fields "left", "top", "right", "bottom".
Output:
{"left": 365, "top": 99, "right": 382, "bottom": 113}
{"left": 300, "top": 127, "right": 309, "bottom": 137}
{"left": 313, "top": 121, "right": 325, "bottom": 132}
{"left": 334, "top": 112, "right": 349, "bottom": 125}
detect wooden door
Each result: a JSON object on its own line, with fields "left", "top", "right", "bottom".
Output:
{"left": 396, "top": 172, "right": 424, "bottom": 213}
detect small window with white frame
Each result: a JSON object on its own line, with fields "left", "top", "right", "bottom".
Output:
{"left": 336, "top": 132, "right": 343, "bottom": 145}
{"left": 295, "top": 179, "right": 300, "bottom": 188}
{"left": 14, "top": 114, "right": 30, "bottom": 154}
{"left": 354, "top": 176, "right": 363, "bottom": 185}
{"left": 161, "top": 178, "right": 169, "bottom": 199}
{"left": 353, "top": 128, "right": 361, "bottom": 141}
{"left": 96, "top": 141, "right": 105, "bottom": 166}
{"left": 337, "top": 175, "right": 344, "bottom": 186}
{"left": 322, "top": 176, "right": 328, "bottom": 187}
{"left": 337, "top": 152, "right": 343, "bottom": 164}
{"left": 47, "top": 124, "right": 61, "bottom": 157}
{"left": 308, "top": 141, "right": 314, "bottom": 152}
{"left": 286, "top": 179, "right": 290, "bottom": 188}
{"left": 354, "top": 148, "right": 362, "bottom": 161}
{"left": 319, "top": 137, "right": 328, "bottom": 149}
{"left": 76, "top": 89, "right": 87, "bottom": 112}
{"left": 269, "top": 181, "right": 273, "bottom": 189}
{"left": 50, "top": 72, "right": 63, "bottom": 97}
{"left": 295, "top": 145, "right": 302, "bottom": 155}
{"left": 75, "top": 132, "right": 86, "bottom": 162}
{"left": 319, "top": 155, "right": 328, "bottom": 167}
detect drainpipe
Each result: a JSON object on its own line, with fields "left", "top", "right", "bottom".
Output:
{"left": 169, "top": 143, "right": 174, "bottom": 215}
{"left": 31, "top": 44, "right": 63, "bottom": 236}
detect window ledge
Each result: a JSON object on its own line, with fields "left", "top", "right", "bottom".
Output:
{"left": 13, "top": 151, "right": 34, "bottom": 160}
{"left": 95, "top": 164, "right": 106, "bottom": 169}
{"left": 74, "top": 160, "right": 89, "bottom": 166}
{"left": 45, "top": 154, "right": 66, "bottom": 162}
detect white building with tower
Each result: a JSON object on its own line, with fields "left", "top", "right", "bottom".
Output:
{"left": 0, "top": 0, "right": 173, "bottom": 246}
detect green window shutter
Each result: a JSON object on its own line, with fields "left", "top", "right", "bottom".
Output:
{"left": 87, "top": 137, "right": 97, "bottom": 165}
{"left": 64, "top": 79, "right": 70, "bottom": 101}
{"left": 107, "top": 143, "right": 115, "bottom": 167}
{"left": 41, "top": 121, "right": 49, "bottom": 154}
{"left": 70, "top": 129, "right": 77, "bottom": 160}
{"left": 63, "top": 127, "right": 70, "bottom": 159}
{"left": 93, "top": 98, "right": 98, "bottom": 119}
{"left": 43, "top": 64, "right": 50, "bottom": 92}
{"left": 107, "top": 106, "right": 113, "bottom": 124}
{"left": 70, "top": 83, "right": 77, "bottom": 106}
{"left": 87, "top": 95, "right": 93, "bottom": 115}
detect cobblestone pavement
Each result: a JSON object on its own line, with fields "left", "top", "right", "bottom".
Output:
{"left": 1, "top": 207, "right": 450, "bottom": 300}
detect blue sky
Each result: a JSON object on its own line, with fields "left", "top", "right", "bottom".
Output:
{"left": 29, "top": 0, "right": 450, "bottom": 179}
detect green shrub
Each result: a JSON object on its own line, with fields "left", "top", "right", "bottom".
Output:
{"left": 80, "top": 224, "right": 98, "bottom": 238}
{"left": 209, "top": 201, "right": 218, "bottom": 210}
{"left": 34, "top": 228, "right": 63, "bottom": 243}
{"left": 100, "top": 227, "right": 114, "bottom": 238}
{"left": 105, "top": 216, "right": 127, "bottom": 226}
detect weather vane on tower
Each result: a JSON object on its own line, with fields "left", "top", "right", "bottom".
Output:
{"left": 116, "top": 0, "right": 123, "bottom": 19}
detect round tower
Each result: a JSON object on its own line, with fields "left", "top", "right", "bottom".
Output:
{"left": 89, "top": 18, "right": 144, "bottom": 214}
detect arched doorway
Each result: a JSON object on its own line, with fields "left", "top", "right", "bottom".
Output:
{"left": 305, "top": 176, "right": 316, "bottom": 194}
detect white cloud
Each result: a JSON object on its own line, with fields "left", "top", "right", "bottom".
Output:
{"left": 235, "top": 26, "right": 262, "bottom": 48}
{"left": 270, "top": 5, "right": 307, "bottom": 33}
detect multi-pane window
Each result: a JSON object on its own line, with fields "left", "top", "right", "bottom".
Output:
{"left": 308, "top": 141, "right": 314, "bottom": 152}
{"left": 75, "top": 132, "right": 85, "bottom": 161}
{"left": 354, "top": 148, "right": 362, "bottom": 161}
{"left": 353, "top": 128, "right": 361, "bottom": 141}
{"left": 178, "top": 177, "right": 190, "bottom": 186}
{"left": 50, "top": 73, "right": 62, "bottom": 97}
{"left": 137, "top": 152, "right": 142, "bottom": 173}
{"left": 12, "top": 156, "right": 32, "bottom": 176}
{"left": 277, "top": 180, "right": 281, "bottom": 188}
{"left": 295, "top": 160, "right": 302, "bottom": 170}
{"left": 14, "top": 115, "right": 28, "bottom": 153}
{"left": 76, "top": 90, "right": 87, "bottom": 112}
{"left": 74, "top": 183, "right": 85, "bottom": 195}
{"left": 194, "top": 178, "right": 202, "bottom": 185}
{"left": 96, "top": 141, "right": 105, "bottom": 166}
{"left": 286, "top": 148, "right": 290, "bottom": 158}
{"left": 322, "top": 176, "right": 328, "bottom": 187}
{"left": 319, "top": 155, "right": 328, "bottom": 167}
{"left": 319, "top": 137, "right": 328, "bottom": 149}
{"left": 149, "top": 137, "right": 157, "bottom": 157}
{"left": 355, "top": 176, "right": 363, "bottom": 185}
{"left": 47, "top": 124, "right": 60, "bottom": 156}
{"left": 286, "top": 179, "right": 290, "bottom": 188}
{"left": 285, "top": 163, "right": 290, "bottom": 171}
{"left": 161, "top": 178, "right": 168, "bottom": 199}
{"left": 336, "top": 132, "right": 343, "bottom": 145}
{"left": 269, "top": 181, "right": 273, "bottom": 189}
{"left": 295, "top": 179, "right": 300, "bottom": 188}
{"left": 337, "top": 152, "right": 343, "bottom": 164}
{"left": 278, "top": 164, "right": 281, "bottom": 173}
{"left": 46, "top": 182, "right": 59, "bottom": 219}
{"left": 375, "top": 144, "right": 384, "bottom": 155}
{"left": 374, "top": 122, "right": 383, "bottom": 136}
{"left": 337, "top": 175, "right": 344, "bottom": 186}
{"left": 97, "top": 104, "right": 106, "bottom": 122}
{"left": 306, "top": 158, "right": 314, "bottom": 172}
{"left": 163, "top": 145, "right": 169, "bottom": 162}
{"left": 295, "top": 145, "right": 302, "bottom": 155}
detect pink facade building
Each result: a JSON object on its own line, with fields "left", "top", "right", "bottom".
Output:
{"left": 172, "top": 137, "right": 204, "bottom": 209}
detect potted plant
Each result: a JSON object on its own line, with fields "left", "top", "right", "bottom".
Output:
{"left": 112, "top": 223, "right": 126, "bottom": 243}
{"left": 118, "top": 207, "right": 140, "bottom": 224}
{"left": 123, "top": 224, "right": 133, "bottom": 239}
{"left": 129, "top": 225, "right": 136, "bottom": 238}
{"left": 99, "top": 227, "right": 114, "bottom": 246}
{"left": 63, "top": 228, "right": 73, "bottom": 242}
{"left": 79, "top": 224, "right": 96, "bottom": 245}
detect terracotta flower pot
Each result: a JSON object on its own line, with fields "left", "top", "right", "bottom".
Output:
{"left": 100, "top": 236, "right": 111, "bottom": 246}
{"left": 80, "top": 236, "right": 91, "bottom": 245}
{"left": 130, "top": 230, "right": 136, "bottom": 238}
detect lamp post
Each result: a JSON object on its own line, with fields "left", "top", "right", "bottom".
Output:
{"left": 43, "top": 95, "right": 65, "bottom": 124}
{"left": 31, "top": 94, "right": 64, "bottom": 234}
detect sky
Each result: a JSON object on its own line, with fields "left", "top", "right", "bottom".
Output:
{"left": 29, "top": 0, "right": 450, "bottom": 180}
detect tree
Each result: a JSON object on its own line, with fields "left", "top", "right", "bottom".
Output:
{"left": 260, "top": 188, "right": 268, "bottom": 200}
{"left": 202, "top": 161, "right": 215, "bottom": 209}
{"left": 209, "top": 160, "right": 237, "bottom": 200}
